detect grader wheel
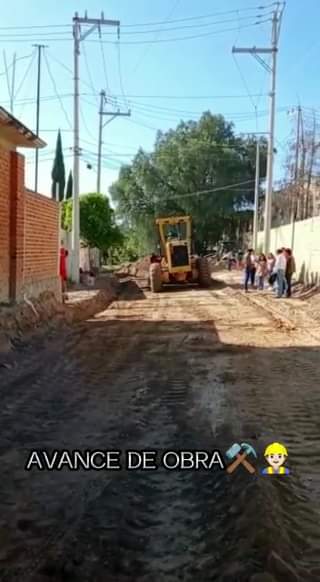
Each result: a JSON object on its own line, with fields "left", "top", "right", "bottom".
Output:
{"left": 150, "top": 263, "right": 162, "bottom": 293}
{"left": 197, "top": 257, "right": 212, "bottom": 287}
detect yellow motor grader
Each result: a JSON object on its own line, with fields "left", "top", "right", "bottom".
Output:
{"left": 149, "top": 215, "right": 211, "bottom": 292}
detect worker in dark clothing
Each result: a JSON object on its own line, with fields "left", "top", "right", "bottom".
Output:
{"left": 285, "top": 248, "right": 296, "bottom": 297}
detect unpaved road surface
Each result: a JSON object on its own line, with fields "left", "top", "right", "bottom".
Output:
{"left": 1, "top": 275, "right": 320, "bottom": 581}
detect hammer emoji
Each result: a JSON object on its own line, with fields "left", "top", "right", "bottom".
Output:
{"left": 226, "top": 442, "right": 257, "bottom": 474}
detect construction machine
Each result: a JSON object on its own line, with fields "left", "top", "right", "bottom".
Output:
{"left": 149, "top": 215, "right": 211, "bottom": 292}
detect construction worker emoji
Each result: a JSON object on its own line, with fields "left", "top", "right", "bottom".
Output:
{"left": 262, "top": 442, "right": 290, "bottom": 475}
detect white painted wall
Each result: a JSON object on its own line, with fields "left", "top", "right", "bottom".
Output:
{"left": 60, "top": 230, "right": 100, "bottom": 278}
{"left": 258, "top": 216, "right": 320, "bottom": 285}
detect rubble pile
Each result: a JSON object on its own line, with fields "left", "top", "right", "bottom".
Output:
{"left": 117, "top": 256, "right": 151, "bottom": 278}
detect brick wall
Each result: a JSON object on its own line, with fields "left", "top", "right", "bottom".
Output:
{"left": 0, "top": 147, "right": 60, "bottom": 303}
{"left": 24, "top": 190, "right": 60, "bottom": 298}
{"left": 0, "top": 150, "right": 10, "bottom": 302}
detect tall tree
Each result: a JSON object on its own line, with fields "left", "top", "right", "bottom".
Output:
{"left": 66, "top": 169, "right": 73, "bottom": 199}
{"left": 110, "top": 112, "right": 267, "bottom": 254}
{"left": 51, "top": 130, "right": 66, "bottom": 202}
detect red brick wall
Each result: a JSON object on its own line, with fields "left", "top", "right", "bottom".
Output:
{"left": 0, "top": 147, "right": 60, "bottom": 303}
{"left": 24, "top": 190, "right": 59, "bottom": 287}
{"left": 9, "top": 152, "right": 25, "bottom": 301}
{"left": 0, "top": 150, "right": 10, "bottom": 302}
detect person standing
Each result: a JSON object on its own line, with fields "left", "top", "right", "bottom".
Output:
{"left": 274, "top": 248, "right": 287, "bottom": 298}
{"left": 244, "top": 249, "right": 257, "bottom": 292}
{"left": 59, "top": 241, "right": 69, "bottom": 302}
{"left": 257, "top": 253, "right": 268, "bottom": 290}
{"left": 226, "top": 250, "right": 234, "bottom": 271}
{"left": 285, "top": 248, "right": 296, "bottom": 298}
{"left": 267, "top": 253, "right": 275, "bottom": 277}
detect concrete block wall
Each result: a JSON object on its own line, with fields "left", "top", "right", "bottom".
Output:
{"left": 257, "top": 216, "right": 320, "bottom": 285}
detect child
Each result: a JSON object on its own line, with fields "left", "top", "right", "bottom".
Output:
{"left": 257, "top": 253, "right": 267, "bottom": 290}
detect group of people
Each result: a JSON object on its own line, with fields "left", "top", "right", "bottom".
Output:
{"left": 243, "top": 247, "right": 296, "bottom": 298}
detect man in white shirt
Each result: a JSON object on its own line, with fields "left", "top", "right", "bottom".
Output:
{"left": 274, "top": 248, "right": 287, "bottom": 298}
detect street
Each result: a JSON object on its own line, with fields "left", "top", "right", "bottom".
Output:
{"left": 0, "top": 275, "right": 320, "bottom": 581}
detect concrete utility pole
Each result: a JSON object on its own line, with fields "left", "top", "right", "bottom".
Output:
{"left": 232, "top": 4, "right": 284, "bottom": 254}
{"left": 97, "top": 90, "right": 130, "bottom": 193}
{"left": 3, "top": 51, "right": 16, "bottom": 114}
{"left": 240, "top": 131, "right": 269, "bottom": 250}
{"left": 253, "top": 140, "right": 260, "bottom": 251}
{"left": 72, "top": 12, "right": 120, "bottom": 284}
{"left": 290, "top": 105, "right": 302, "bottom": 249}
{"left": 33, "top": 44, "right": 47, "bottom": 193}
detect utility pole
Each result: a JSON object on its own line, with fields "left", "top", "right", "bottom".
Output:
{"left": 240, "top": 131, "right": 269, "bottom": 250}
{"left": 253, "top": 140, "right": 260, "bottom": 251}
{"left": 232, "top": 4, "right": 284, "bottom": 254}
{"left": 97, "top": 90, "right": 130, "bottom": 193}
{"left": 33, "top": 44, "right": 47, "bottom": 193}
{"left": 3, "top": 51, "right": 16, "bottom": 114}
{"left": 290, "top": 106, "right": 301, "bottom": 249}
{"left": 11, "top": 53, "right": 16, "bottom": 115}
{"left": 72, "top": 12, "right": 120, "bottom": 284}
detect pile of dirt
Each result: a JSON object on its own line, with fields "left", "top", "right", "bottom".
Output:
{"left": 0, "top": 274, "right": 119, "bottom": 357}
{"left": 117, "top": 256, "right": 151, "bottom": 278}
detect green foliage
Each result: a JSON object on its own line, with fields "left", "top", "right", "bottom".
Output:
{"left": 109, "top": 229, "right": 140, "bottom": 264}
{"left": 61, "top": 199, "right": 72, "bottom": 231}
{"left": 51, "top": 130, "right": 66, "bottom": 202}
{"left": 66, "top": 170, "right": 73, "bottom": 199}
{"left": 61, "top": 193, "right": 122, "bottom": 253}
{"left": 110, "top": 112, "right": 267, "bottom": 254}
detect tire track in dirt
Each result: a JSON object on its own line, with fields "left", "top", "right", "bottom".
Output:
{"left": 1, "top": 281, "right": 320, "bottom": 580}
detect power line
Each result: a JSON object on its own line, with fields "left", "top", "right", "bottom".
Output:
{"left": 232, "top": 53, "right": 257, "bottom": 110}
{"left": 98, "top": 93, "right": 270, "bottom": 100}
{"left": 43, "top": 51, "right": 72, "bottom": 128}
{"left": 115, "top": 12, "right": 273, "bottom": 35}
{"left": 0, "top": 24, "right": 70, "bottom": 30}
{"left": 96, "top": 19, "right": 272, "bottom": 45}
{"left": 155, "top": 179, "right": 256, "bottom": 202}
{"left": 14, "top": 49, "right": 37, "bottom": 98}
{"left": 0, "top": 6, "right": 275, "bottom": 31}
{"left": 0, "top": 17, "right": 271, "bottom": 44}
{"left": 99, "top": 37, "right": 110, "bottom": 95}
{"left": 122, "top": 4, "right": 276, "bottom": 27}
{"left": 82, "top": 41, "right": 99, "bottom": 105}
{"left": 116, "top": 41, "right": 129, "bottom": 108}
{"left": 0, "top": 52, "right": 34, "bottom": 77}
{"left": 80, "top": 103, "right": 98, "bottom": 143}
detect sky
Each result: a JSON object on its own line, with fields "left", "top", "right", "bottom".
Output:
{"left": 1, "top": 0, "right": 319, "bottom": 202}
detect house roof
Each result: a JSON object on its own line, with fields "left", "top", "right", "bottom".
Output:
{"left": 0, "top": 106, "right": 46, "bottom": 148}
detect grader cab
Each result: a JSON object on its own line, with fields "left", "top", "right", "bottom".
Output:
{"left": 149, "top": 216, "right": 211, "bottom": 292}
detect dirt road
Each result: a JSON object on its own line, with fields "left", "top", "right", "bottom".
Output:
{"left": 1, "top": 275, "right": 320, "bottom": 581}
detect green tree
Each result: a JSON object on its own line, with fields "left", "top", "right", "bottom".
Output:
{"left": 110, "top": 112, "right": 267, "bottom": 254}
{"left": 51, "top": 130, "right": 66, "bottom": 202}
{"left": 61, "top": 193, "right": 122, "bottom": 254}
{"left": 66, "top": 170, "right": 73, "bottom": 199}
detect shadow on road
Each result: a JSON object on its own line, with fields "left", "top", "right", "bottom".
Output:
{"left": 0, "top": 299, "right": 319, "bottom": 581}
